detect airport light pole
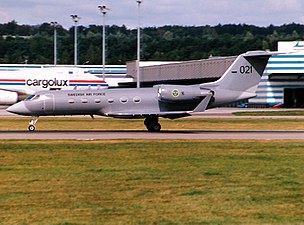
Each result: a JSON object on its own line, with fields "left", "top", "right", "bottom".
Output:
{"left": 136, "top": 0, "right": 142, "bottom": 88}
{"left": 51, "top": 22, "right": 58, "bottom": 65}
{"left": 98, "top": 5, "right": 110, "bottom": 80}
{"left": 71, "top": 15, "right": 81, "bottom": 66}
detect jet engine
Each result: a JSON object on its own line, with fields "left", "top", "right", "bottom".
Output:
{"left": 0, "top": 90, "right": 18, "bottom": 105}
{"left": 157, "top": 85, "right": 210, "bottom": 102}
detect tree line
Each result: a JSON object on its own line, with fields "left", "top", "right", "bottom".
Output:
{"left": 0, "top": 20, "right": 304, "bottom": 65}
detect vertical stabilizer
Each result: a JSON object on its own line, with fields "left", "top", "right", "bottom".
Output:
{"left": 209, "top": 51, "right": 272, "bottom": 92}
{"left": 201, "top": 51, "right": 276, "bottom": 105}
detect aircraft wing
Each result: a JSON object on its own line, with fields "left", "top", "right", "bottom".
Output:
{"left": 106, "top": 111, "right": 191, "bottom": 119}
{"left": 106, "top": 93, "right": 213, "bottom": 119}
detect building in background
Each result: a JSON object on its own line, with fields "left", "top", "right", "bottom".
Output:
{"left": 127, "top": 56, "right": 236, "bottom": 87}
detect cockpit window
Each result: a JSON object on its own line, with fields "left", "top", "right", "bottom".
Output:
{"left": 25, "top": 94, "right": 40, "bottom": 101}
{"left": 25, "top": 95, "right": 35, "bottom": 101}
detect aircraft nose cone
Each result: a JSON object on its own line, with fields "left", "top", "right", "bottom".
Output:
{"left": 6, "top": 101, "right": 31, "bottom": 116}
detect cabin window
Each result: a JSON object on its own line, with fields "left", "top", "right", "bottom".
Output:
{"left": 95, "top": 99, "right": 101, "bottom": 103}
{"left": 120, "top": 97, "right": 128, "bottom": 104}
{"left": 133, "top": 96, "right": 141, "bottom": 103}
{"left": 81, "top": 98, "right": 88, "bottom": 103}
{"left": 68, "top": 99, "right": 75, "bottom": 104}
{"left": 108, "top": 98, "right": 114, "bottom": 104}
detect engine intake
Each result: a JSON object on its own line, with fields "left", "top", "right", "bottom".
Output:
{"left": 0, "top": 90, "right": 18, "bottom": 105}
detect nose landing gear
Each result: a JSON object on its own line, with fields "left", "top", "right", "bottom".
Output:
{"left": 28, "top": 116, "right": 39, "bottom": 131}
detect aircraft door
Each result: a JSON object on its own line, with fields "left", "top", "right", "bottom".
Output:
{"left": 43, "top": 94, "right": 54, "bottom": 113}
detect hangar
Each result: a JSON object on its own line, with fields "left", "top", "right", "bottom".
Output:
{"left": 127, "top": 56, "right": 236, "bottom": 86}
{"left": 249, "top": 41, "right": 304, "bottom": 107}
{"left": 127, "top": 41, "right": 304, "bottom": 108}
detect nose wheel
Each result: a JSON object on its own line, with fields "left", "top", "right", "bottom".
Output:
{"left": 28, "top": 116, "right": 39, "bottom": 132}
{"left": 144, "top": 115, "right": 161, "bottom": 132}
{"left": 28, "top": 125, "right": 36, "bottom": 131}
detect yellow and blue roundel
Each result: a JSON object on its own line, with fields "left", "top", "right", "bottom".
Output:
{"left": 171, "top": 89, "right": 180, "bottom": 97}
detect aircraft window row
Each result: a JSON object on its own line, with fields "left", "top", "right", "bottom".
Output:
{"left": 69, "top": 98, "right": 102, "bottom": 104}
{"left": 108, "top": 96, "right": 141, "bottom": 104}
{"left": 67, "top": 97, "right": 142, "bottom": 104}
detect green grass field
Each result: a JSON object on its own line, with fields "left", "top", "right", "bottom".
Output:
{"left": 234, "top": 110, "right": 304, "bottom": 116}
{"left": 2, "top": 117, "right": 304, "bottom": 131}
{"left": 0, "top": 140, "right": 303, "bottom": 224}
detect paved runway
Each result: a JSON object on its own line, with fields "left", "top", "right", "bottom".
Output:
{"left": 1, "top": 130, "right": 304, "bottom": 140}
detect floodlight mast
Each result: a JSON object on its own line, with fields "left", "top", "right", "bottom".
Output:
{"left": 98, "top": 5, "right": 110, "bottom": 80}
{"left": 51, "top": 22, "right": 58, "bottom": 65}
{"left": 136, "top": 0, "right": 142, "bottom": 88}
{"left": 71, "top": 15, "right": 81, "bottom": 66}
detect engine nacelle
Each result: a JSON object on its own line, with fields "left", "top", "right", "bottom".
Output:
{"left": 0, "top": 90, "right": 18, "bottom": 105}
{"left": 157, "top": 85, "right": 208, "bottom": 102}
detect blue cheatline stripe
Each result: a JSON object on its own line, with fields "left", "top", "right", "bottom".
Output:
{"left": 0, "top": 83, "right": 109, "bottom": 87}
{"left": 271, "top": 55, "right": 304, "bottom": 58}
{"left": 0, "top": 83, "right": 25, "bottom": 85}
{"left": 69, "top": 83, "right": 108, "bottom": 87}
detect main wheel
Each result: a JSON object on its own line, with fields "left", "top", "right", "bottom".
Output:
{"left": 147, "top": 123, "right": 161, "bottom": 132}
{"left": 28, "top": 125, "right": 36, "bottom": 132}
{"left": 144, "top": 116, "right": 161, "bottom": 132}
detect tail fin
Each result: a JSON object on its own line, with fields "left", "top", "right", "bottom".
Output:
{"left": 203, "top": 51, "right": 273, "bottom": 93}
{"left": 200, "top": 51, "right": 277, "bottom": 106}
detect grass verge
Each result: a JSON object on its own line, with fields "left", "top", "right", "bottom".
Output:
{"left": 2, "top": 117, "right": 304, "bottom": 130}
{"left": 233, "top": 110, "right": 304, "bottom": 116}
{"left": 0, "top": 140, "right": 303, "bottom": 224}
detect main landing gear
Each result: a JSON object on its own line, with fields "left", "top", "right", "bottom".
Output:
{"left": 28, "top": 116, "right": 39, "bottom": 131}
{"left": 144, "top": 115, "right": 161, "bottom": 132}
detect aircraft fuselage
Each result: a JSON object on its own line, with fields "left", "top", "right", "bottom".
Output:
{"left": 11, "top": 85, "right": 206, "bottom": 118}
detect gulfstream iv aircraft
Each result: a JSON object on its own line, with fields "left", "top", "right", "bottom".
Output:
{"left": 0, "top": 67, "right": 108, "bottom": 105}
{"left": 7, "top": 51, "right": 274, "bottom": 132}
